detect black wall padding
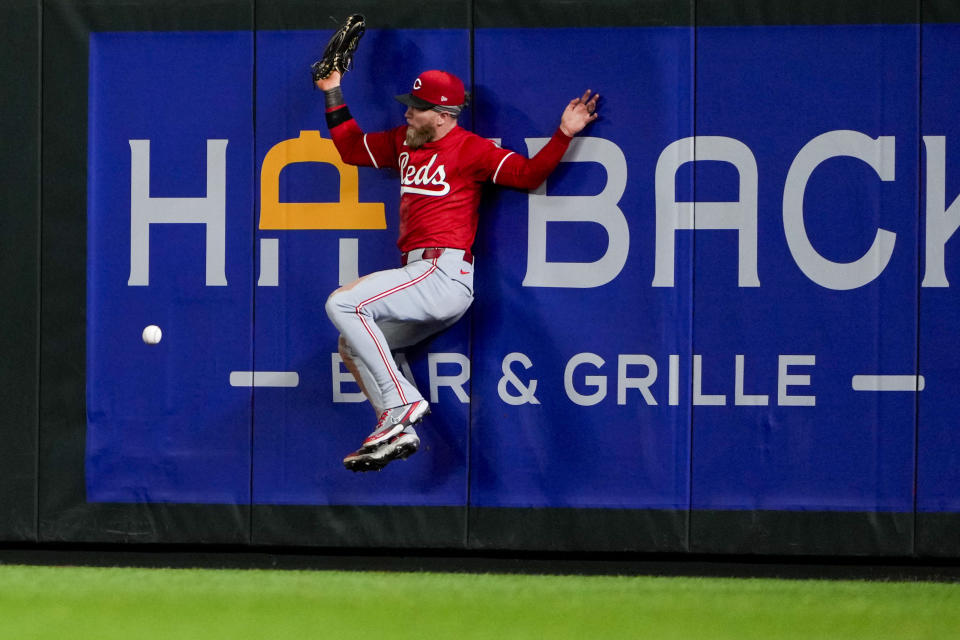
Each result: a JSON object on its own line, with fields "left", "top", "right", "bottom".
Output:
{"left": 12, "top": 0, "right": 959, "bottom": 558}
{"left": 0, "top": 0, "right": 40, "bottom": 543}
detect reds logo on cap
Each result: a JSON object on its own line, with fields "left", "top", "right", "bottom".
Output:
{"left": 395, "top": 70, "right": 465, "bottom": 109}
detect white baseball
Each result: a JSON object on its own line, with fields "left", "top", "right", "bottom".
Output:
{"left": 142, "top": 324, "right": 162, "bottom": 345}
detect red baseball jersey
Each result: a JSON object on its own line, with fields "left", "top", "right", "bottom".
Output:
{"left": 328, "top": 115, "right": 572, "bottom": 252}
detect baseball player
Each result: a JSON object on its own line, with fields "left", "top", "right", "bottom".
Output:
{"left": 316, "top": 69, "right": 599, "bottom": 471}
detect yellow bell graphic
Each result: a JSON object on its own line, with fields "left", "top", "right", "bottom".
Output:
{"left": 259, "top": 130, "right": 385, "bottom": 230}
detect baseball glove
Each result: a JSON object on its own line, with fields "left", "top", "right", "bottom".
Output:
{"left": 311, "top": 14, "right": 366, "bottom": 83}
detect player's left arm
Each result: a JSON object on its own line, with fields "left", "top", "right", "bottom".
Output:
{"left": 318, "top": 70, "right": 398, "bottom": 168}
{"left": 492, "top": 89, "right": 599, "bottom": 190}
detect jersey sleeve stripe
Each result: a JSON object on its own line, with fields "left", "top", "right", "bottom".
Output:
{"left": 363, "top": 134, "right": 379, "bottom": 169}
{"left": 492, "top": 151, "right": 515, "bottom": 184}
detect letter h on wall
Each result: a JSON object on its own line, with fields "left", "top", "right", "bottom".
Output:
{"left": 128, "top": 139, "right": 229, "bottom": 286}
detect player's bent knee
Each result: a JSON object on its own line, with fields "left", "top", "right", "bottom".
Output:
{"left": 324, "top": 290, "right": 350, "bottom": 323}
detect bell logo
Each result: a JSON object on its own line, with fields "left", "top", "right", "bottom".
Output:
{"left": 259, "top": 130, "right": 385, "bottom": 231}
{"left": 413, "top": 78, "right": 422, "bottom": 89}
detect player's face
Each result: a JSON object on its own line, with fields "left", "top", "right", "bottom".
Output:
{"left": 404, "top": 106, "right": 440, "bottom": 149}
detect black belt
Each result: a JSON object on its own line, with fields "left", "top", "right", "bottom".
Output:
{"left": 401, "top": 248, "right": 474, "bottom": 266}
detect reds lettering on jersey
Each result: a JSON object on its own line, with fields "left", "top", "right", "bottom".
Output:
{"left": 399, "top": 152, "right": 450, "bottom": 196}
{"left": 328, "top": 116, "right": 572, "bottom": 252}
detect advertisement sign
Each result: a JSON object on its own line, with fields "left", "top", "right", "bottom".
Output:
{"left": 85, "top": 23, "right": 959, "bottom": 520}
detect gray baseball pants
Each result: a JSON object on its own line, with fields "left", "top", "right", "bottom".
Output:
{"left": 325, "top": 248, "right": 474, "bottom": 414}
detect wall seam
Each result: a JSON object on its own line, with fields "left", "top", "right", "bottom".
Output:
{"left": 249, "top": 0, "right": 257, "bottom": 547}
{"left": 912, "top": 0, "right": 923, "bottom": 557}
{"left": 687, "top": 0, "right": 697, "bottom": 555}
{"left": 465, "top": 0, "right": 476, "bottom": 552}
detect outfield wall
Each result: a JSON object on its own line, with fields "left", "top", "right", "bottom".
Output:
{"left": 3, "top": 0, "right": 960, "bottom": 556}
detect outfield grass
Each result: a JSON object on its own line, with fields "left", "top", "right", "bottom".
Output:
{"left": 0, "top": 564, "right": 957, "bottom": 639}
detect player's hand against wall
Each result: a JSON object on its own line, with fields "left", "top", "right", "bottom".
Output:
{"left": 559, "top": 89, "right": 600, "bottom": 136}
{"left": 315, "top": 70, "right": 342, "bottom": 91}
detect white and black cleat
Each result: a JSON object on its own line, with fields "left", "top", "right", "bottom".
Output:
{"left": 362, "top": 400, "right": 430, "bottom": 449}
{"left": 343, "top": 432, "right": 421, "bottom": 473}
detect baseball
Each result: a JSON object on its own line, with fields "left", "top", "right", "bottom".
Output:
{"left": 142, "top": 324, "right": 162, "bottom": 345}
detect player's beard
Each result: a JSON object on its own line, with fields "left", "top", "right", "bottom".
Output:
{"left": 405, "top": 122, "right": 435, "bottom": 149}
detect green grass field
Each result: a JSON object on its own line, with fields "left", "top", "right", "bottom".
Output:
{"left": 0, "top": 564, "right": 957, "bottom": 639}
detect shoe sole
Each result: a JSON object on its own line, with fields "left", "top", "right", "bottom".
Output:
{"left": 363, "top": 403, "right": 430, "bottom": 448}
{"left": 392, "top": 439, "right": 419, "bottom": 461}
{"left": 344, "top": 437, "right": 420, "bottom": 473}
{"left": 343, "top": 455, "right": 389, "bottom": 472}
